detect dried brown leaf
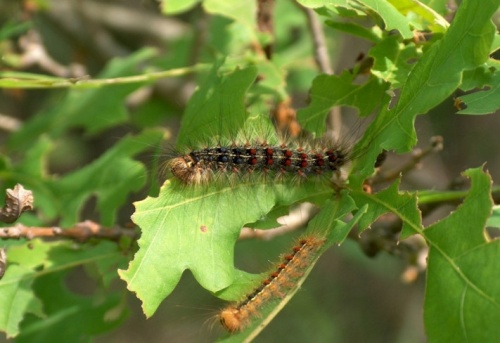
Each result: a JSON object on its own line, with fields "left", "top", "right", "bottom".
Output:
{"left": 0, "top": 184, "right": 34, "bottom": 223}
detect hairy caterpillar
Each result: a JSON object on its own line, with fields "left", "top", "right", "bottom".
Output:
{"left": 219, "top": 235, "right": 325, "bottom": 332}
{"left": 166, "top": 137, "right": 352, "bottom": 186}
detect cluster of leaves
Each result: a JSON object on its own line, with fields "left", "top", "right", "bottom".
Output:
{"left": 1, "top": 0, "right": 500, "bottom": 342}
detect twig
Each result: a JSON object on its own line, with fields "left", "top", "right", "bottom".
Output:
{"left": 352, "top": 214, "right": 428, "bottom": 282}
{"left": 301, "top": 6, "right": 332, "bottom": 74}
{"left": 0, "top": 185, "right": 137, "bottom": 243}
{"left": 0, "top": 64, "right": 209, "bottom": 89}
{"left": 257, "top": 0, "right": 275, "bottom": 59}
{"left": 298, "top": 4, "right": 344, "bottom": 141}
{"left": 18, "top": 30, "right": 86, "bottom": 78}
{"left": 74, "top": 0, "right": 188, "bottom": 42}
{"left": 373, "top": 136, "right": 444, "bottom": 184}
{"left": 0, "top": 220, "right": 138, "bottom": 243}
{"left": 188, "top": 6, "right": 209, "bottom": 67}
{"left": 45, "top": 0, "right": 187, "bottom": 61}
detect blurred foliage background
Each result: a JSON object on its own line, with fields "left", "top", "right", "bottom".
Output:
{"left": 0, "top": 1, "right": 499, "bottom": 342}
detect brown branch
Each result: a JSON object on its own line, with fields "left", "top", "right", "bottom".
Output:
{"left": 0, "top": 184, "right": 33, "bottom": 224}
{"left": 0, "top": 220, "right": 138, "bottom": 243}
{"left": 0, "top": 185, "right": 136, "bottom": 244}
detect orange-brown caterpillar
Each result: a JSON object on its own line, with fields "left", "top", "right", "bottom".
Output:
{"left": 219, "top": 235, "right": 325, "bottom": 332}
{"left": 167, "top": 139, "right": 351, "bottom": 185}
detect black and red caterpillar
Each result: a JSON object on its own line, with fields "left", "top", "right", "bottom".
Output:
{"left": 167, "top": 139, "right": 351, "bottom": 185}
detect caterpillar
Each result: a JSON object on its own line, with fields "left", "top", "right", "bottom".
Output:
{"left": 219, "top": 235, "right": 326, "bottom": 333}
{"left": 166, "top": 138, "right": 352, "bottom": 185}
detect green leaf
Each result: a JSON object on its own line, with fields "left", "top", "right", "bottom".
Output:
{"left": 458, "top": 62, "right": 500, "bottom": 115}
{"left": 369, "top": 35, "right": 420, "bottom": 89}
{"left": 297, "top": 0, "right": 366, "bottom": 15}
{"left": 307, "top": 194, "right": 366, "bottom": 244}
{"left": 360, "top": 0, "right": 414, "bottom": 39}
{"left": 0, "top": 21, "right": 32, "bottom": 41}
{"left": 304, "top": 0, "right": 424, "bottom": 39}
{"left": 387, "top": 0, "right": 449, "bottom": 33}
{"left": 351, "top": 0, "right": 499, "bottom": 183}
{"left": 325, "top": 20, "right": 381, "bottom": 42}
{"left": 0, "top": 242, "right": 52, "bottom": 338}
{"left": 0, "top": 265, "right": 44, "bottom": 338}
{"left": 486, "top": 205, "right": 500, "bottom": 228}
{"left": 419, "top": 0, "right": 449, "bottom": 15}
{"left": 0, "top": 241, "right": 124, "bottom": 338}
{"left": 297, "top": 0, "right": 339, "bottom": 8}
{"left": 297, "top": 72, "right": 390, "bottom": 137}
{"left": 120, "top": 180, "right": 327, "bottom": 317}
{"left": 54, "top": 130, "right": 163, "bottom": 226}
{"left": 176, "top": 62, "right": 258, "bottom": 149}
{"left": 160, "top": 0, "right": 201, "bottom": 14}
{"left": 350, "top": 179, "right": 422, "bottom": 238}
{"left": 203, "top": 0, "right": 257, "bottom": 31}
{"left": 16, "top": 271, "right": 127, "bottom": 343}
{"left": 424, "top": 167, "right": 499, "bottom": 342}
{"left": 10, "top": 130, "right": 163, "bottom": 226}
{"left": 459, "top": 63, "right": 497, "bottom": 92}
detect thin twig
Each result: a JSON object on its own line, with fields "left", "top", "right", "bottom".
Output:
{"left": 0, "top": 64, "right": 209, "bottom": 89}
{"left": 302, "top": 6, "right": 332, "bottom": 74}
{"left": 0, "top": 220, "right": 138, "bottom": 242}
{"left": 353, "top": 215, "right": 428, "bottom": 282}
{"left": 373, "top": 136, "right": 444, "bottom": 184}
{"left": 299, "top": 4, "right": 343, "bottom": 140}
{"left": 257, "top": 0, "right": 276, "bottom": 59}
{"left": 188, "top": 6, "right": 209, "bottom": 67}
{"left": 18, "top": 30, "right": 86, "bottom": 78}
{"left": 73, "top": 0, "right": 188, "bottom": 42}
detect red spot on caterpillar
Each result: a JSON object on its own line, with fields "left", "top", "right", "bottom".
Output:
{"left": 219, "top": 235, "right": 325, "bottom": 333}
{"left": 314, "top": 153, "right": 325, "bottom": 167}
{"left": 200, "top": 225, "right": 208, "bottom": 233}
